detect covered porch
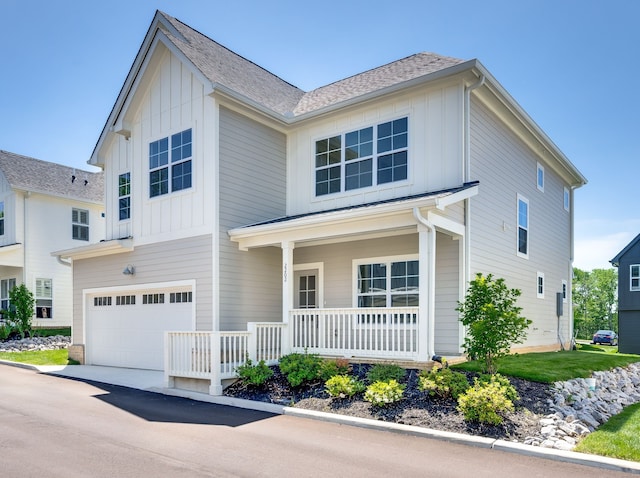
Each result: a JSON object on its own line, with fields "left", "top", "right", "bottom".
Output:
{"left": 166, "top": 183, "right": 478, "bottom": 395}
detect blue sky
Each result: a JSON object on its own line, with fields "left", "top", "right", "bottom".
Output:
{"left": 1, "top": 0, "right": 637, "bottom": 271}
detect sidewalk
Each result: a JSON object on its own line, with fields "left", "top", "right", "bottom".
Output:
{"left": 8, "top": 361, "right": 640, "bottom": 475}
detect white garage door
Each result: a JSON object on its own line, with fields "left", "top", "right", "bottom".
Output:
{"left": 86, "top": 287, "right": 194, "bottom": 370}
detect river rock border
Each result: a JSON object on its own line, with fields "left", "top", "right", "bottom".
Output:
{"left": 524, "top": 362, "right": 640, "bottom": 450}
{"left": 0, "top": 335, "right": 71, "bottom": 352}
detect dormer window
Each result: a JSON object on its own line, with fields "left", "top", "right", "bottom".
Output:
{"left": 315, "top": 117, "right": 408, "bottom": 196}
{"left": 149, "top": 128, "right": 192, "bottom": 198}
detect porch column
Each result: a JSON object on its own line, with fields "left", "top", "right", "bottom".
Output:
{"left": 281, "top": 241, "right": 294, "bottom": 355}
{"left": 417, "top": 222, "right": 436, "bottom": 362}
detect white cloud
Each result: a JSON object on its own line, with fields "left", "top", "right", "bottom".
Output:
{"left": 574, "top": 231, "right": 637, "bottom": 271}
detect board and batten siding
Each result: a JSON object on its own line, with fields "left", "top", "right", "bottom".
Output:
{"left": 101, "top": 45, "right": 215, "bottom": 245}
{"left": 72, "top": 235, "right": 213, "bottom": 343}
{"left": 469, "top": 98, "right": 572, "bottom": 347}
{"left": 286, "top": 81, "right": 464, "bottom": 216}
{"left": 218, "top": 106, "right": 286, "bottom": 330}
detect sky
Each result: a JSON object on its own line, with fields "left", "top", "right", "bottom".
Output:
{"left": 1, "top": 0, "right": 638, "bottom": 271}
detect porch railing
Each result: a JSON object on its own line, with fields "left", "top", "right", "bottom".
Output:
{"left": 165, "top": 308, "right": 419, "bottom": 395}
{"left": 290, "top": 307, "right": 419, "bottom": 359}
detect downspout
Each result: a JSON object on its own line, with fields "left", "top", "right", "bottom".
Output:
{"left": 413, "top": 207, "right": 436, "bottom": 360}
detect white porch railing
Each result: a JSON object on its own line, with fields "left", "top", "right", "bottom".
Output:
{"left": 290, "top": 307, "right": 419, "bottom": 359}
{"left": 165, "top": 308, "right": 419, "bottom": 395}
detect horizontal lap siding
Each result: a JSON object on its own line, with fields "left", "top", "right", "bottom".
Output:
{"left": 469, "top": 98, "right": 572, "bottom": 347}
{"left": 218, "top": 107, "right": 286, "bottom": 330}
{"left": 72, "top": 235, "right": 213, "bottom": 343}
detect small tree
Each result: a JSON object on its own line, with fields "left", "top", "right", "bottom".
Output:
{"left": 3, "top": 284, "right": 35, "bottom": 339}
{"left": 457, "top": 273, "right": 531, "bottom": 374}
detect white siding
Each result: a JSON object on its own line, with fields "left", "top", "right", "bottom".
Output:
{"left": 287, "top": 81, "right": 464, "bottom": 216}
{"left": 469, "top": 98, "right": 572, "bottom": 348}
{"left": 434, "top": 232, "right": 460, "bottom": 355}
{"left": 218, "top": 107, "right": 287, "bottom": 329}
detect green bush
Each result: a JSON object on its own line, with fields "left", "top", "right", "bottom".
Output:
{"left": 457, "top": 378, "right": 515, "bottom": 425}
{"left": 3, "top": 284, "right": 35, "bottom": 339}
{"left": 364, "top": 380, "right": 405, "bottom": 407}
{"left": 318, "top": 358, "right": 351, "bottom": 381}
{"left": 236, "top": 358, "right": 274, "bottom": 386}
{"left": 477, "top": 373, "right": 519, "bottom": 403}
{"left": 418, "top": 367, "right": 470, "bottom": 399}
{"left": 279, "top": 351, "right": 322, "bottom": 387}
{"left": 0, "top": 322, "right": 13, "bottom": 340}
{"left": 325, "top": 374, "right": 365, "bottom": 398}
{"left": 366, "top": 363, "right": 406, "bottom": 384}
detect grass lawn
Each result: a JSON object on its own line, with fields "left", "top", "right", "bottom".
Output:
{"left": 0, "top": 348, "right": 76, "bottom": 366}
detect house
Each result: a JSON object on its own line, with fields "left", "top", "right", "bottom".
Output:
{"left": 610, "top": 234, "right": 640, "bottom": 353}
{"left": 53, "top": 11, "right": 586, "bottom": 394}
{"left": 0, "top": 151, "right": 104, "bottom": 328}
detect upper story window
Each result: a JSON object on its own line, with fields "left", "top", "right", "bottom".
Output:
{"left": 562, "top": 280, "right": 568, "bottom": 302}
{"left": 564, "top": 187, "right": 570, "bottom": 212}
{"left": 149, "top": 128, "right": 192, "bottom": 198}
{"left": 315, "top": 117, "right": 408, "bottom": 196}
{"left": 72, "top": 208, "right": 89, "bottom": 241}
{"left": 536, "top": 272, "right": 544, "bottom": 299}
{"left": 537, "top": 163, "right": 544, "bottom": 192}
{"left": 517, "top": 195, "right": 529, "bottom": 258}
{"left": 119, "top": 173, "right": 131, "bottom": 220}
{"left": 0, "top": 201, "right": 4, "bottom": 236}
{"left": 631, "top": 265, "right": 640, "bottom": 291}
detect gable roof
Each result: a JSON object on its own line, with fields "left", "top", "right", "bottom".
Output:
{"left": 0, "top": 150, "right": 103, "bottom": 203}
{"left": 610, "top": 233, "right": 640, "bottom": 267}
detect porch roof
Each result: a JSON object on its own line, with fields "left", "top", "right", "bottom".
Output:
{"left": 228, "top": 182, "right": 478, "bottom": 250}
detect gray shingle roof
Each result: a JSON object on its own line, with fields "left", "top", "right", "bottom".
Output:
{"left": 0, "top": 150, "right": 104, "bottom": 203}
{"left": 158, "top": 12, "right": 465, "bottom": 118}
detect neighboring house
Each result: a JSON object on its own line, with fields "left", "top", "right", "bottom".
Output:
{"left": 53, "top": 11, "right": 586, "bottom": 394}
{"left": 610, "top": 234, "right": 640, "bottom": 353}
{"left": 0, "top": 151, "right": 104, "bottom": 328}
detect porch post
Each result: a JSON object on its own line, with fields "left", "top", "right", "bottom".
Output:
{"left": 281, "top": 241, "right": 294, "bottom": 355}
{"left": 417, "top": 223, "right": 436, "bottom": 362}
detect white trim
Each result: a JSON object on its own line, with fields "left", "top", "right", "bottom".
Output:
{"left": 562, "top": 279, "right": 568, "bottom": 303}
{"left": 294, "top": 262, "right": 324, "bottom": 309}
{"left": 630, "top": 264, "right": 640, "bottom": 291}
{"left": 351, "top": 254, "right": 419, "bottom": 308}
{"left": 564, "top": 187, "right": 570, "bottom": 212}
{"left": 516, "top": 194, "right": 529, "bottom": 259}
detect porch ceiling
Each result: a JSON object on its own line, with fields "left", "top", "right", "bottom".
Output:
{"left": 229, "top": 182, "right": 478, "bottom": 250}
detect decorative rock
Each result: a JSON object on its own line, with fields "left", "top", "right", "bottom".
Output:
{"left": 0, "top": 335, "right": 70, "bottom": 353}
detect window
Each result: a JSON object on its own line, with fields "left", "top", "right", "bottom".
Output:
{"left": 94, "top": 296, "right": 112, "bottom": 306}
{"left": 143, "top": 293, "right": 165, "bottom": 304}
{"left": 297, "top": 275, "right": 316, "bottom": 309}
{"left": 356, "top": 258, "right": 418, "bottom": 307}
{"left": 1, "top": 278, "right": 15, "bottom": 312}
{"left": 564, "top": 187, "right": 570, "bottom": 212}
{"left": 35, "top": 278, "right": 53, "bottom": 318}
{"left": 149, "top": 129, "right": 192, "bottom": 197}
{"left": 517, "top": 195, "right": 529, "bottom": 258}
{"left": 315, "top": 117, "right": 407, "bottom": 196}
{"left": 0, "top": 201, "right": 4, "bottom": 236}
{"left": 537, "top": 163, "right": 544, "bottom": 192}
{"left": 116, "top": 295, "right": 135, "bottom": 305}
{"left": 537, "top": 272, "right": 544, "bottom": 299}
{"left": 562, "top": 280, "right": 568, "bottom": 302}
{"left": 631, "top": 265, "right": 640, "bottom": 291}
{"left": 72, "top": 208, "right": 89, "bottom": 241}
{"left": 119, "top": 173, "right": 131, "bottom": 220}
{"left": 170, "top": 292, "right": 192, "bottom": 303}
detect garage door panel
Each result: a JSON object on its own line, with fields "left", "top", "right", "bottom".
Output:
{"left": 87, "top": 288, "right": 193, "bottom": 370}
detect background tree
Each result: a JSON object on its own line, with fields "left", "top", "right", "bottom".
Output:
{"left": 572, "top": 267, "right": 618, "bottom": 338}
{"left": 457, "top": 273, "right": 532, "bottom": 374}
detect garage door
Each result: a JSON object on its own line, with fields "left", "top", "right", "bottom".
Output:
{"left": 86, "top": 286, "right": 194, "bottom": 370}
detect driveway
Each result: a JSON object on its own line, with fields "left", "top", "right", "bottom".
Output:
{"left": 0, "top": 365, "right": 635, "bottom": 477}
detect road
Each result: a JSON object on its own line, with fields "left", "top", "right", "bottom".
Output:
{"left": 0, "top": 365, "right": 633, "bottom": 477}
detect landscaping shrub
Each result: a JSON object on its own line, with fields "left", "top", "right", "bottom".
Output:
{"left": 2, "top": 284, "right": 35, "bottom": 339}
{"left": 366, "top": 363, "right": 406, "bottom": 384}
{"left": 477, "top": 373, "right": 519, "bottom": 403}
{"left": 318, "top": 358, "right": 351, "bottom": 381}
{"left": 325, "top": 374, "right": 365, "bottom": 398}
{"left": 236, "top": 358, "right": 274, "bottom": 386}
{"left": 418, "top": 367, "right": 470, "bottom": 399}
{"left": 364, "top": 380, "right": 405, "bottom": 407}
{"left": 0, "top": 322, "right": 12, "bottom": 340}
{"left": 278, "top": 351, "right": 322, "bottom": 387}
{"left": 457, "top": 378, "right": 515, "bottom": 425}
